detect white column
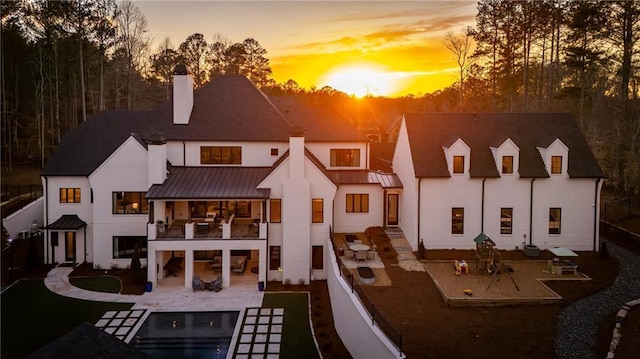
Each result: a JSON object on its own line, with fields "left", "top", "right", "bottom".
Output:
{"left": 147, "top": 250, "right": 157, "bottom": 287}
{"left": 184, "top": 250, "right": 194, "bottom": 288}
{"left": 222, "top": 249, "right": 231, "bottom": 288}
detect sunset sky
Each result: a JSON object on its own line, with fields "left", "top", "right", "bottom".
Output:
{"left": 135, "top": 1, "right": 478, "bottom": 97}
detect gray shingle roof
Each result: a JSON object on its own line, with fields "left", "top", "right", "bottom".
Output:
{"left": 145, "top": 167, "right": 272, "bottom": 199}
{"left": 43, "top": 76, "right": 365, "bottom": 176}
{"left": 404, "top": 113, "right": 604, "bottom": 179}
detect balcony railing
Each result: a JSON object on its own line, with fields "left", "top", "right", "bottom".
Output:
{"left": 148, "top": 220, "right": 267, "bottom": 240}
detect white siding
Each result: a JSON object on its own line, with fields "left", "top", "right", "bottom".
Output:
{"left": 333, "top": 184, "right": 384, "bottom": 233}
{"left": 393, "top": 118, "right": 418, "bottom": 249}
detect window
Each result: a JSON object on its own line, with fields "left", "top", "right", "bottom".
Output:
{"left": 346, "top": 194, "right": 369, "bottom": 213}
{"left": 502, "top": 156, "right": 514, "bottom": 174}
{"left": 113, "top": 236, "right": 147, "bottom": 259}
{"left": 312, "top": 198, "right": 323, "bottom": 223}
{"left": 200, "top": 146, "right": 242, "bottom": 164}
{"left": 60, "top": 188, "right": 81, "bottom": 203}
{"left": 112, "top": 192, "right": 148, "bottom": 214}
{"left": 271, "top": 148, "right": 278, "bottom": 156}
{"left": 549, "top": 208, "right": 561, "bottom": 234}
{"left": 312, "top": 245, "right": 324, "bottom": 270}
{"left": 453, "top": 156, "right": 465, "bottom": 174}
{"left": 190, "top": 200, "right": 251, "bottom": 219}
{"left": 270, "top": 199, "right": 281, "bottom": 223}
{"left": 330, "top": 149, "right": 360, "bottom": 167}
{"left": 452, "top": 208, "right": 464, "bottom": 234}
{"left": 500, "top": 208, "right": 513, "bottom": 234}
{"left": 551, "top": 156, "right": 562, "bottom": 174}
{"left": 269, "top": 246, "right": 281, "bottom": 270}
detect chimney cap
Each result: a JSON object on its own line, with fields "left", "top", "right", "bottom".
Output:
{"left": 173, "top": 64, "right": 192, "bottom": 75}
{"left": 147, "top": 132, "right": 167, "bottom": 145}
{"left": 289, "top": 124, "right": 304, "bottom": 137}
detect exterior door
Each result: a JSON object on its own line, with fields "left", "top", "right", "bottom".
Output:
{"left": 387, "top": 193, "right": 399, "bottom": 226}
{"left": 64, "top": 231, "right": 76, "bottom": 262}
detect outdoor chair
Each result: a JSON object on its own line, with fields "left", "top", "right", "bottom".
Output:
{"left": 344, "top": 249, "right": 355, "bottom": 260}
{"left": 192, "top": 275, "right": 205, "bottom": 291}
{"left": 355, "top": 250, "right": 367, "bottom": 262}
{"left": 206, "top": 276, "right": 223, "bottom": 292}
{"left": 367, "top": 247, "right": 377, "bottom": 260}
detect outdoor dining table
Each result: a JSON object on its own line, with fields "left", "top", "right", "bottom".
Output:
{"left": 350, "top": 244, "right": 370, "bottom": 252}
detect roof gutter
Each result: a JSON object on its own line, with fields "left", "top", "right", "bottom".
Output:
{"left": 594, "top": 178, "right": 601, "bottom": 251}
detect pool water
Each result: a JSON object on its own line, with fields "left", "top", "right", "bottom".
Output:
{"left": 132, "top": 311, "right": 240, "bottom": 359}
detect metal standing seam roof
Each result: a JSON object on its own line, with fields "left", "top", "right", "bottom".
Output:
{"left": 44, "top": 215, "right": 87, "bottom": 230}
{"left": 328, "top": 170, "right": 403, "bottom": 188}
{"left": 145, "top": 167, "right": 272, "bottom": 199}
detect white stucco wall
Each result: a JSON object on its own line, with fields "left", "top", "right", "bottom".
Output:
{"left": 333, "top": 184, "right": 385, "bottom": 233}
{"left": 326, "top": 239, "right": 405, "bottom": 359}
{"left": 305, "top": 142, "right": 368, "bottom": 170}
{"left": 89, "top": 137, "right": 149, "bottom": 268}
{"left": 180, "top": 141, "right": 288, "bottom": 167}
{"left": 393, "top": 118, "right": 419, "bottom": 249}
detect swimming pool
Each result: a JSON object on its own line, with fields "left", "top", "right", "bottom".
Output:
{"left": 132, "top": 311, "right": 240, "bottom": 358}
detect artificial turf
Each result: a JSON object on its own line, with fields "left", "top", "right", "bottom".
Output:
{"left": 1, "top": 279, "right": 133, "bottom": 359}
{"left": 261, "top": 292, "right": 321, "bottom": 359}
{"left": 68, "top": 276, "right": 122, "bottom": 293}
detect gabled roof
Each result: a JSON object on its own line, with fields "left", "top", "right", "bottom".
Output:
{"left": 328, "top": 170, "right": 403, "bottom": 188}
{"left": 404, "top": 113, "right": 604, "bottom": 178}
{"left": 269, "top": 96, "right": 367, "bottom": 141}
{"left": 43, "top": 76, "right": 365, "bottom": 177}
{"left": 262, "top": 147, "right": 337, "bottom": 186}
{"left": 145, "top": 167, "right": 272, "bottom": 199}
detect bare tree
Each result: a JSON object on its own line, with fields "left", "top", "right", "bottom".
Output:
{"left": 444, "top": 27, "right": 475, "bottom": 109}
{"left": 115, "top": 0, "right": 149, "bottom": 110}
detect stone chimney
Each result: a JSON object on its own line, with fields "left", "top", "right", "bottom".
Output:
{"left": 173, "top": 64, "right": 193, "bottom": 125}
{"left": 147, "top": 132, "right": 167, "bottom": 187}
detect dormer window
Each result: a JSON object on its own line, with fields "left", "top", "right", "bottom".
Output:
{"left": 502, "top": 156, "right": 513, "bottom": 174}
{"left": 453, "top": 156, "right": 465, "bottom": 174}
{"left": 551, "top": 156, "right": 562, "bottom": 174}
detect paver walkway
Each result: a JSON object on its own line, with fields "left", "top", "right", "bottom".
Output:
{"left": 555, "top": 240, "right": 640, "bottom": 359}
{"left": 385, "top": 228, "right": 425, "bottom": 272}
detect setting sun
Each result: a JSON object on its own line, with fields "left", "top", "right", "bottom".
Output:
{"left": 321, "top": 64, "right": 397, "bottom": 97}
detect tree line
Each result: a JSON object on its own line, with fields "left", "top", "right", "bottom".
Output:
{"left": 2, "top": 0, "right": 639, "bottom": 195}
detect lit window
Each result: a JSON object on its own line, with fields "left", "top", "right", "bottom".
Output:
{"left": 312, "top": 245, "right": 323, "bottom": 270}
{"left": 346, "top": 194, "right": 369, "bottom": 213}
{"left": 453, "top": 156, "right": 464, "bottom": 174}
{"left": 312, "top": 198, "right": 323, "bottom": 223}
{"left": 60, "top": 188, "right": 81, "bottom": 203}
{"left": 330, "top": 149, "right": 360, "bottom": 167}
{"left": 200, "top": 146, "right": 242, "bottom": 164}
{"left": 269, "top": 246, "right": 281, "bottom": 270}
{"left": 112, "top": 192, "right": 148, "bottom": 214}
{"left": 551, "top": 156, "right": 562, "bottom": 174}
{"left": 452, "top": 208, "right": 464, "bottom": 234}
{"left": 502, "top": 156, "right": 513, "bottom": 174}
{"left": 500, "top": 208, "right": 513, "bottom": 234}
{"left": 549, "top": 208, "right": 561, "bottom": 234}
{"left": 270, "top": 199, "right": 281, "bottom": 223}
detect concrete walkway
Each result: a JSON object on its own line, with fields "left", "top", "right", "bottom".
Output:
{"left": 44, "top": 266, "right": 264, "bottom": 311}
{"left": 555, "top": 241, "right": 640, "bottom": 359}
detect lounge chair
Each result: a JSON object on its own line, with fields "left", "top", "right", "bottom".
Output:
{"left": 206, "top": 276, "right": 223, "bottom": 292}
{"left": 192, "top": 275, "right": 205, "bottom": 291}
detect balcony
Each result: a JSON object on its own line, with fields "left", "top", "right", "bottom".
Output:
{"left": 148, "top": 219, "right": 267, "bottom": 241}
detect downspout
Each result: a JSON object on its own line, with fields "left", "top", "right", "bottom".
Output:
{"left": 529, "top": 178, "right": 535, "bottom": 246}
{"left": 417, "top": 179, "right": 421, "bottom": 248}
{"left": 182, "top": 141, "right": 186, "bottom": 166}
{"left": 593, "top": 178, "right": 601, "bottom": 251}
{"left": 481, "top": 179, "right": 486, "bottom": 233}
{"left": 45, "top": 176, "right": 49, "bottom": 264}
{"left": 83, "top": 225, "right": 87, "bottom": 264}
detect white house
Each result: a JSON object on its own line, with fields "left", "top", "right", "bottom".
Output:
{"left": 393, "top": 113, "right": 604, "bottom": 252}
{"left": 11, "top": 66, "right": 603, "bottom": 291}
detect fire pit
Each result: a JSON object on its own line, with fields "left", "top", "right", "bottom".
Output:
{"left": 357, "top": 266, "right": 376, "bottom": 284}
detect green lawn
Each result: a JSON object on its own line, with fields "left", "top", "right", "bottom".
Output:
{"left": 262, "top": 292, "right": 320, "bottom": 359}
{"left": 1, "top": 279, "right": 133, "bottom": 359}
{"left": 68, "top": 276, "right": 122, "bottom": 293}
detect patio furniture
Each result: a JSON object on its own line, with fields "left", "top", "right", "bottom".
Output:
{"left": 344, "top": 249, "right": 354, "bottom": 260}
{"left": 192, "top": 275, "right": 205, "bottom": 291}
{"left": 233, "top": 256, "right": 247, "bottom": 273}
{"left": 367, "top": 245, "right": 378, "bottom": 259}
{"left": 345, "top": 234, "right": 357, "bottom": 243}
{"left": 355, "top": 250, "right": 367, "bottom": 262}
{"left": 196, "top": 222, "right": 209, "bottom": 234}
{"left": 204, "top": 276, "right": 223, "bottom": 292}
{"left": 548, "top": 247, "right": 579, "bottom": 275}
